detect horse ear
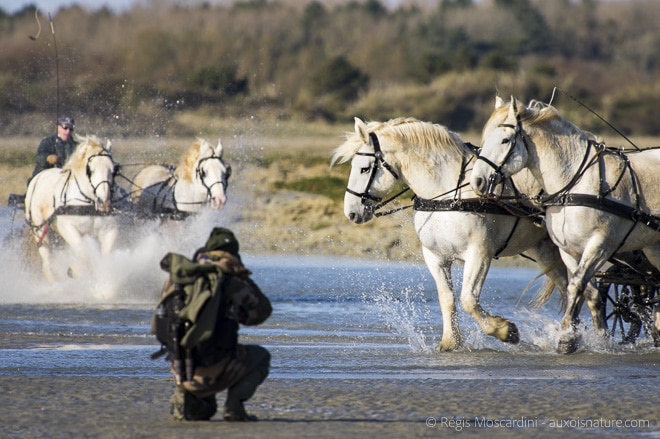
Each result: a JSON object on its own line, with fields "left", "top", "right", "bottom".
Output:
{"left": 105, "top": 139, "right": 112, "bottom": 152}
{"left": 215, "top": 138, "right": 224, "bottom": 156}
{"left": 509, "top": 96, "right": 519, "bottom": 117}
{"left": 495, "top": 95, "right": 505, "bottom": 109}
{"left": 354, "top": 117, "right": 369, "bottom": 144}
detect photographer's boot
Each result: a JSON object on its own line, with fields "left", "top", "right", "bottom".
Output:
{"left": 170, "top": 387, "right": 217, "bottom": 421}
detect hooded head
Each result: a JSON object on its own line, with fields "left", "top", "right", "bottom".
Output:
{"left": 194, "top": 227, "right": 240, "bottom": 259}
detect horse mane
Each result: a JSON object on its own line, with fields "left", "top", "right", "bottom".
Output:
{"left": 332, "top": 117, "right": 467, "bottom": 166}
{"left": 63, "top": 135, "right": 106, "bottom": 174}
{"left": 175, "top": 139, "right": 204, "bottom": 181}
{"left": 484, "top": 100, "right": 601, "bottom": 144}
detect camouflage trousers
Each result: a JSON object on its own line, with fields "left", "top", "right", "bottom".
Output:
{"left": 170, "top": 344, "right": 270, "bottom": 421}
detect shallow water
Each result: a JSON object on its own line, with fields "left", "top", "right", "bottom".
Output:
{"left": 1, "top": 203, "right": 657, "bottom": 381}
{"left": 2, "top": 206, "right": 658, "bottom": 437}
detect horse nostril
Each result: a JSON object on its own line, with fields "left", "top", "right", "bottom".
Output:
{"left": 474, "top": 177, "right": 483, "bottom": 191}
{"left": 348, "top": 212, "right": 356, "bottom": 221}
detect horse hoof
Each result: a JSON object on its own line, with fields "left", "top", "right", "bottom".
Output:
{"left": 434, "top": 342, "right": 458, "bottom": 352}
{"left": 557, "top": 337, "right": 579, "bottom": 354}
{"left": 504, "top": 323, "right": 520, "bottom": 344}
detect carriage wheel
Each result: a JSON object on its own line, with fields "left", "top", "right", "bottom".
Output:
{"left": 597, "top": 266, "right": 659, "bottom": 346}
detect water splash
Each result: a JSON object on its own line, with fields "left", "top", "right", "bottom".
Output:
{"left": 0, "top": 207, "right": 227, "bottom": 305}
{"left": 365, "top": 282, "right": 435, "bottom": 352}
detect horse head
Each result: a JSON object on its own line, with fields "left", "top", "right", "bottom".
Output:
{"left": 195, "top": 138, "right": 231, "bottom": 209}
{"left": 70, "top": 135, "right": 116, "bottom": 212}
{"left": 332, "top": 117, "right": 401, "bottom": 224}
{"left": 471, "top": 96, "right": 531, "bottom": 196}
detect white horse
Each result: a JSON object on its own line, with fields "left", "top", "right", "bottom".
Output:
{"left": 332, "top": 117, "right": 569, "bottom": 351}
{"left": 25, "top": 135, "right": 119, "bottom": 283}
{"left": 132, "top": 138, "right": 231, "bottom": 219}
{"left": 470, "top": 96, "right": 660, "bottom": 352}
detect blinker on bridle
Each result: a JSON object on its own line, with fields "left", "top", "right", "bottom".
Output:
{"left": 345, "top": 132, "right": 400, "bottom": 206}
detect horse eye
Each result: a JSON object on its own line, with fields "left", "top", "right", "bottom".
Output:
{"left": 360, "top": 167, "right": 370, "bottom": 174}
{"left": 501, "top": 137, "right": 511, "bottom": 144}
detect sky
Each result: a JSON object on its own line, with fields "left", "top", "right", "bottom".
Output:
{"left": 3, "top": 0, "right": 138, "bottom": 14}
{"left": 4, "top": 0, "right": 410, "bottom": 15}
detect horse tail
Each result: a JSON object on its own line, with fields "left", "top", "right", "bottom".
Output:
{"left": 517, "top": 273, "right": 567, "bottom": 313}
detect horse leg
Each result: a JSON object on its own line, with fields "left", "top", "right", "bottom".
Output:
{"left": 36, "top": 237, "right": 56, "bottom": 283}
{"left": 98, "top": 218, "right": 118, "bottom": 255}
{"left": 557, "top": 243, "right": 607, "bottom": 354}
{"left": 460, "top": 248, "right": 519, "bottom": 344}
{"left": 55, "top": 221, "right": 86, "bottom": 279}
{"left": 422, "top": 248, "right": 461, "bottom": 351}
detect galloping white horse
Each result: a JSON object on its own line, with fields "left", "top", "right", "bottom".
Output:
{"left": 470, "top": 96, "right": 660, "bottom": 352}
{"left": 25, "top": 135, "right": 118, "bottom": 283}
{"left": 132, "top": 138, "right": 230, "bottom": 219}
{"left": 332, "top": 117, "right": 569, "bottom": 351}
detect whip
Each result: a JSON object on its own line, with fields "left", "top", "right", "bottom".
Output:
{"left": 29, "top": 8, "right": 60, "bottom": 119}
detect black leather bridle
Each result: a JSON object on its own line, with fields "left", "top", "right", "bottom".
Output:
{"left": 195, "top": 155, "right": 231, "bottom": 197}
{"left": 345, "top": 132, "right": 400, "bottom": 207}
{"left": 475, "top": 100, "right": 530, "bottom": 194}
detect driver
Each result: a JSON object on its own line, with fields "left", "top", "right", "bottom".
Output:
{"left": 30, "top": 115, "right": 78, "bottom": 182}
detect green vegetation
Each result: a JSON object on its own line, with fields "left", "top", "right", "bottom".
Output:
{"left": 275, "top": 176, "right": 347, "bottom": 201}
{"left": 2, "top": 0, "right": 660, "bottom": 136}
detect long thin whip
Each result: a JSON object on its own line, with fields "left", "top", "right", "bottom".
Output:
{"left": 49, "top": 13, "right": 60, "bottom": 119}
{"left": 552, "top": 87, "right": 640, "bottom": 151}
{"left": 28, "top": 9, "right": 60, "bottom": 119}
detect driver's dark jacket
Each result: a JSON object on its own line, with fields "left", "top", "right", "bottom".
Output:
{"left": 32, "top": 135, "right": 78, "bottom": 178}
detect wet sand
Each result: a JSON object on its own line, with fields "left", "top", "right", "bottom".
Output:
{"left": 3, "top": 356, "right": 658, "bottom": 439}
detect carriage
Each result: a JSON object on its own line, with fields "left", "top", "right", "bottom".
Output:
{"left": 6, "top": 137, "right": 231, "bottom": 283}
{"left": 594, "top": 254, "right": 660, "bottom": 345}
{"left": 335, "top": 113, "right": 659, "bottom": 353}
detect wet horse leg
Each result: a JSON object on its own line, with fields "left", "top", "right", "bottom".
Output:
{"left": 557, "top": 245, "right": 607, "bottom": 354}
{"left": 36, "top": 234, "right": 56, "bottom": 283}
{"left": 460, "top": 247, "right": 519, "bottom": 344}
{"left": 97, "top": 217, "right": 118, "bottom": 255}
{"left": 422, "top": 248, "right": 461, "bottom": 351}
{"left": 55, "top": 218, "right": 87, "bottom": 279}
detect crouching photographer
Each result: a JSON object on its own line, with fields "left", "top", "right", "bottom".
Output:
{"left": 151, "top": 227, "right": 272, "bottom": 422}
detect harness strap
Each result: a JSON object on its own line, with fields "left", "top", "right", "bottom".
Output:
{"left": 414, "top": 197, "right": 515, "bottom": 215}
{"left": 413, "top": 196, "right": 529, "bottom": 257}
{"left": 414, "top": 196, "right": 541, "bottom": 216}
{"left": 543, "top": 193, "right": 660, "bottom": 232}
{"left": 139, "top": 176, "right": 201, "bottom": 220}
